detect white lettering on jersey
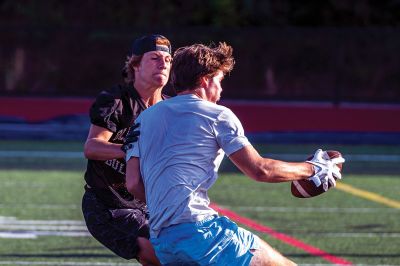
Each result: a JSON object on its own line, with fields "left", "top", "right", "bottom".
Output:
{"left": 113, "top": 128, "right": 128, "bottom": 142}
{"left": 105, "top": 159, "right": 126, "bottom": 175}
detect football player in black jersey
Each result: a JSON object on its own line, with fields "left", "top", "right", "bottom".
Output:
{"left": 82, "top": 34, "right": 172, "bottom": 266}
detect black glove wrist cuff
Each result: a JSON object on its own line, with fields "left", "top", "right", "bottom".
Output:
{"left": 121, "top": 143, "right": 133, "bottom": 153}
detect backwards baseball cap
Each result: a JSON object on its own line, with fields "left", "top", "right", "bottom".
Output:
{"left": 130, "top": 34, "right": 172, "bottom": 56}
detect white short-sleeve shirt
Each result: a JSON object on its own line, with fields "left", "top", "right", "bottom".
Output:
{"left": 126, "top": 94, "right": 250, "bottom": 237}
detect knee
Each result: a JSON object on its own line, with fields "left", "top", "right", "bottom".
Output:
{"left": 250, "top": 238, "right": 297, "bottom": 266}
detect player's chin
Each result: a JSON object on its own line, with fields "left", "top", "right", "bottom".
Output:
{"left": 153, "top": 75, "right": 169, "bottom": 86}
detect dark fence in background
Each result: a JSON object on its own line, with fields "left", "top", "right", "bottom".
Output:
{"left": 1, "top": 26, "right": 399, "bottom": 103}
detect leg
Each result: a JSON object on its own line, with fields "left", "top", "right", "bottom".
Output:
{"left": 250, "top": 238, "right": 296, "bottom": 266}
{"left": 82, "top": 190, "right": 158, "bottom": 264}
{"left": 137, "top": 237, "right": 161, "bottom": 266}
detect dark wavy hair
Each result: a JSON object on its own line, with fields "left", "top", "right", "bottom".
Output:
{"left": 171, "top": 42, "right": 234, "bottom": 93}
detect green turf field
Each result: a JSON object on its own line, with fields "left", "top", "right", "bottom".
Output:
{"left": 0, "top": 140, "right": 399, "bottom": 265}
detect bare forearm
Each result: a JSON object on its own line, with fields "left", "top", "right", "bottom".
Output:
{"left": 255, "top": 158, "right": 313, "bottom": 183}
{"left": 229, "top": 145, "right": 314, "bottom": 183}
{"left": 84, "top": 138, "right": 124, "bottom": 160}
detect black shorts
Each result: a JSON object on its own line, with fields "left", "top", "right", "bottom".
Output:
{"left": 82, "top": 189, "right": 149, "bottom": 260}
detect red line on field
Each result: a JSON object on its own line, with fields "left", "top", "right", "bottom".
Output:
{"left": 210, "top": 203, "right": 352, "bottom": 265}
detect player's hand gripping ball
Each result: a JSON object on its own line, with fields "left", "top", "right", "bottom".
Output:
{"left": 291, "top": 149, "right": 345, "bottom": 198}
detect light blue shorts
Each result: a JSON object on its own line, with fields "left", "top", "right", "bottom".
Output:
{"left": 150, "top": 215, "right": 260, "bottom": 266}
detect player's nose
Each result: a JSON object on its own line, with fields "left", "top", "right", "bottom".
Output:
{"left": 158, "top": 58, "right": 169, "bottom": 69}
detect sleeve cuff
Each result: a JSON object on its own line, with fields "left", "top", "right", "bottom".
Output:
{"left": 125, "top": 143, "right": 140, "bottom": 161}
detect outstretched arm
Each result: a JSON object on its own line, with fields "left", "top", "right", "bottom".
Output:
{"left": 229, "top": 145, "right": 314, "bottom": 183}
{"left": 126, "top": 157, "right": 146, "bottom": 203}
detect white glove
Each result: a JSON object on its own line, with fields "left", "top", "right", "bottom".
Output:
{"left": 306, "top": 149, "right": 345, "bottom": 191}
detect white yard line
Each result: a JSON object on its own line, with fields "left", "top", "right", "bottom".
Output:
{"left": 0, "top": 231, "right": 90, "bottom": 238}
{"left": 0, "top": 151, "right": 83, "bottom": 158}
{"left": 0, "top": 217, "right": 90, "bottom": 239}
{"left": 0, "top": 215, "right": 398, "bottom": 239}
{"left": 0, "top": 232, "right": 37, "bottom": 239}
{"left": 0, "top": 204, "right": 79, "bottom": 209}
{"left": 0, "top": 217, "right": 84, "bottom": 224}
{"left": 0, "top": 225, "right": 87, "bottom": 230}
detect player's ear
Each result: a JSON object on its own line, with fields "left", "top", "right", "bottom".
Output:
{"left": 132, "top": 64, "right": 139, "bottom": 72}
{"left": 200, "top": 76, "right": 209, "bottom": 88}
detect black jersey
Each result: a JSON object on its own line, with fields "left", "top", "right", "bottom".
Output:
{"left": 84, "top": 83, "right": 151, "bottom": 209}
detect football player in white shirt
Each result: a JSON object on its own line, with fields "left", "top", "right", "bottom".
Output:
{"left": 125, "top": 42, "right": 343, "bottom": 266}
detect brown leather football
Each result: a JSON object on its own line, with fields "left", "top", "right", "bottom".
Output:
{"left": 291, "top": 150, "right": 343, "bottom": 198}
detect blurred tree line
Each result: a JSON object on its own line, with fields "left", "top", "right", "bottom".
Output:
{"left": 1, "top": 0, "right": 399, "bottom": 102}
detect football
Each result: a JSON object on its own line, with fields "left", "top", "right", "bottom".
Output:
{"left": 291, "top": 150, "right": 343, "bottom": 198}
